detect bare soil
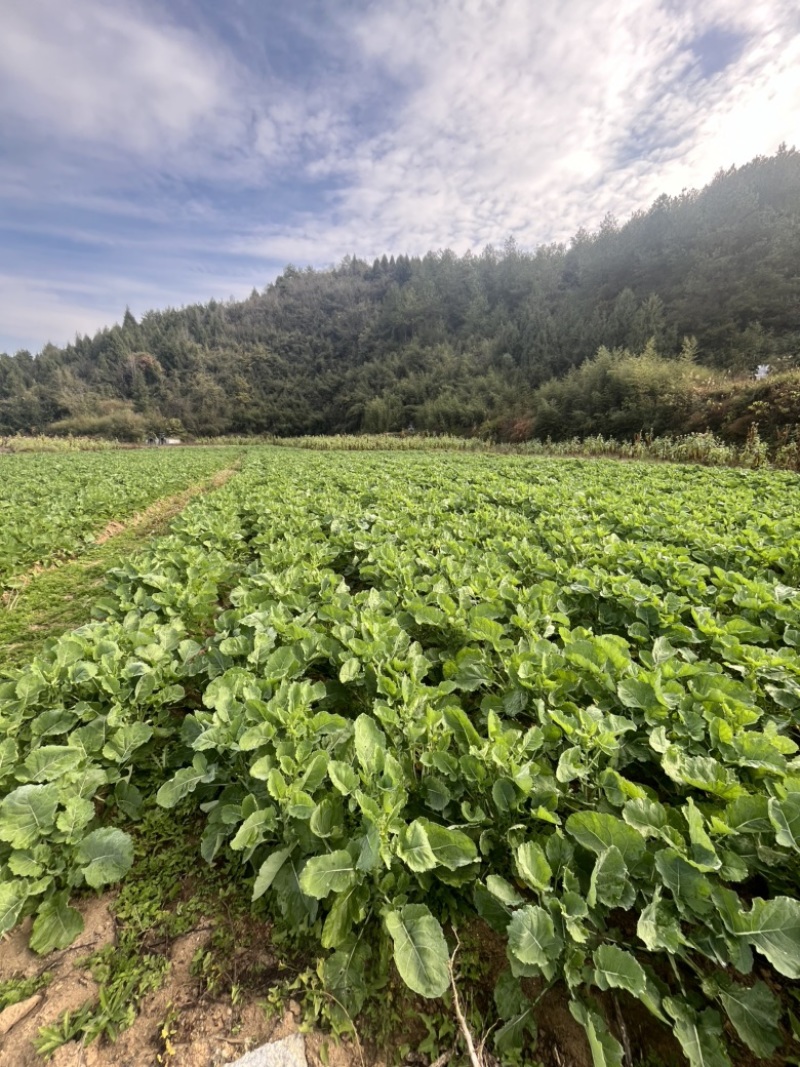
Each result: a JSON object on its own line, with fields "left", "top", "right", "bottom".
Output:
{"left": 0, "top": 895, "right": 371, "bottom": 1067}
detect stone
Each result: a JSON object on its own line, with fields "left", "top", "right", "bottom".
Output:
{"left": 227, "top": 1033, "right": 308, "bottom": 1067}
{"left": 0, "top": 994, "right": 42, "bottom": 1036}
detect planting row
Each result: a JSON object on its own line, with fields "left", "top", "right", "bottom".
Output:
{"left": 0, "top": 447, "right": 237, "bottom": 585}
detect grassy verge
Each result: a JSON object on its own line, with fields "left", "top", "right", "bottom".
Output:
{"left": 0, "top": 465, "right": 239, "bottom": 670}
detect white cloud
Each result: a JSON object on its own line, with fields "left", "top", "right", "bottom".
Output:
{"left": 1, "top": 0, "right": 799, "bottom": 351}
{"left": 0, "top": 0, "right": 242, "bottom": 164}
{"left": 235, "top": 0, "right": 800, "bottom": 260}
{"left": 0, "top": 274, "right": 118, "bottom": 352}
{"left": 0, "top": 0, "right": 344, "bottom": 181}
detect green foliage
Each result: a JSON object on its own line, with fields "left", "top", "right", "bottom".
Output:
{"left": 0, "top": 446, "right": 235, "bottom": 586}
{"left": 2, "top": 148, "right": 800, "bottom": 439}
{"left": 32, "top": 803, "right": 251, "bottom": 1057}
{"left": 0, "top": 970, "right": 53, "bottom": 1011}
{"left": 2, "top": 447, "right": 800, "bottom": 1064}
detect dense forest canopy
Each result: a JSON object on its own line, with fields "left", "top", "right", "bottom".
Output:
{"left": 2, "top": 147, "right": 799, "bottom": 441}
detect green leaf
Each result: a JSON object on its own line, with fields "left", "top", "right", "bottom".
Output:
{"left": 725, "top": 795, "right": 771, "bottom": 834}
{"left": 273, "top": 859, "right": 318, "bottom": 926}
{"left": 114, "top": 781, "right": 143, "bottom": 820}
{"left": 515, "top": 842, "right": 552, "bottom": 892}
{"left": 443, "top": 706, "right": 481, "bottom": 749}
{"left": 252, "top": 848, "right": 292, "bottom": 901}
{"left": 423, "top": 776, "right": 451, "bottom": 812}
{"left": 299, "top": 850, "right": 358, "bottom": 899}
{"left": 495, "top": 1009, "right": 536, "bottom": 1054}
{"left": 494, "top": 968, "right": 527, "bottom": 1020}
{"left": 661, "top": 747, "right": 742, "bottom": 800}
{"left": 593, "top": 944, "right": 647, "bottom": 997}
{"left": 356, "top": 826, "right": 380, "bottom": 872}
{"left": 384, "top": 904, "right": 449, "bottom": 999}
{"left": 637, "top": 890, "right": 685, "bottom": 952}
{"left": 8, "top": 851, "right": 43, "bottom": 877}
{"left": 655, "top": 849, "right": 713, "bottom": 916}
{"left": 328, "top": 761, "right": 359, "bottom": 795}
{"left": 23, "top": 745, "right": 83, "bottom": 783}
{"left": 29, "top": 892, "right": 84, "bottom": 954}
{"left": 492, "top": 777, "right": 517, "bottom": 812}
{"left": 556, "top": 746, "right": 590, "bottom": 783}
{"left": 569, "top": 1001, "right": 624, "bottom": 1067}
{"left": 301, "top": 751, "right": 329, "bottom": 792}
{"left": 239, "top": 724, "right": 275, "bottom": 751}
{"left": 743, "top": 895, "right": 800, "bottom": 977}
{"left": 486, "top": 875, "right": 525, "bottom": 907}
{"left": 565, "top": 811, "right": 645, "bottom": 867}
{"left": 474, "top": 883, "right": 514, "bottom": 934}
{"left": 322, "top": 941, "right": 371, "bottom": 1020}
{"left": 417, "top": 819, "right": 478, "bottom": 870}
{"left": 0, "top": 783, "right": 60, "bottom": 849}
{"left": 0, "top": 881, "right": 28, "bottom": 936}
{"left": 76, "top": 827, "right": 134, "bottom": 888}
{"left": 717, "top": 980, "right": 782, "bottom": 1058}
{"left": 0, "top": 737, "right": 18, "bottom": 781}
{"left": 156, "top": 754, "right": 216, "bottom": 808}
{"left": 102, "top": 723, "right": 153, "bottom": 763}
{"left": 588, "top": 847, "right": 634, "bottom": 909}
{"left": 664, "top": 999, "right": 731, "bottom": 1067}
{"left": 310, "top": 798, "right": 339, "bottom": 839}
{"left": 55, "top": 797, "right": 95, "bottom": 839}
{"left": 507, "top": 905, "right": 562, "bottom": 971}
{"left": 248, "top": 755, "right": 273, "bottom": 780}
{"left": 230, "top": 808, "right": 275, "bottom": 851}
{"left": 768, "top": 794, "right": 800, "bottom": 851}
{"left": 448, "top": 648, "right": 490, "bottom": 691}
{"left": 397, "top": 819, "right": 477, "bottom": 872}
{"left": 396, "top": 821, "right": 437, "bottom": 872}
{"left": 339, "top": 657, "right": 361, "bottom": 683}
{"left": 617, "top": 677, "right": 664, "bottom": 712}
{"left": 321, "top": 883, "right": 368, "bottom": 949}
{"left": 622, "top": 797, "right": 668, "bottom": 838}
{"left": 354, "top": 714, "right": 386, "bottom": 774}
{"left": 684, "top": 798, "right": 720, "bottom": 871}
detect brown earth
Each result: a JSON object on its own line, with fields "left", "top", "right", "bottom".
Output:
{"left": 0, "top": 894, "right": 369, "bottom": 1067}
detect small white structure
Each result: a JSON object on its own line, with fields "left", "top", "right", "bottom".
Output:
{"left": 755, "top": 364, "right": 770, "bottom": 381}
{"left": 164, "top": 437, "right": 182, "bottom": 445}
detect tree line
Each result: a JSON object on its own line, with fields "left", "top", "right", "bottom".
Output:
{"left": 1, "top": 146, "right": 799, "bottom": 442}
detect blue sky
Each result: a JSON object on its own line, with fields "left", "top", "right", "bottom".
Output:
{"left": 1, "top": 0, "right": 799, "bottom": 355}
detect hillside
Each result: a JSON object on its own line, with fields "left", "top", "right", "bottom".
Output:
{"left": 1, "top": 146, "right": 799, "bottom": 441}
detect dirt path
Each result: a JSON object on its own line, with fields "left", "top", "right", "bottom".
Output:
{"left": 3, "top": 465, "right": 239, "bottom": 599}
{"left": 0, "top": 465, "right": 240, "bottom": 670}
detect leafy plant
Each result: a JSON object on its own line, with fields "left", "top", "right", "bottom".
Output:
{"left": 2, "top": 447, "right": 800, "bottom": 1065}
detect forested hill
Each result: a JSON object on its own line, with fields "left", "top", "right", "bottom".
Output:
{"left": 2, "top": 147, "right": 799, "bottom": 441}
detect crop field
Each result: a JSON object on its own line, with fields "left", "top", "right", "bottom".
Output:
{"left": 0, "top": 447, "right": 236, "bottom": 586}
{"left": 1, "top": 447, "right": 800, "bottom": 1066}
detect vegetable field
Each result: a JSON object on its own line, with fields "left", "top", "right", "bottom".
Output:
{"left": 0, "top": 447, "right": 235, "bottom": 585}
{"left": 2, "top": 448, "right": 800, "bottom": 1065}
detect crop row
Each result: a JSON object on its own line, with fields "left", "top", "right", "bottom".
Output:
{"left": 0, "top": 447, "right": 237, "bottom": 585}
{"left": 1, "top": 449, "right": 799, "bottom": 1064}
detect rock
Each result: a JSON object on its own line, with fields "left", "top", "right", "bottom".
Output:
{"left": 227, "top": 1033, "right": 308, "bottom": 1067}
{"left": 0, "top": 993, "right": 42, "bottom": 1036}
{"left": 288, "top": 999, "right": 302, "bottom": 1018}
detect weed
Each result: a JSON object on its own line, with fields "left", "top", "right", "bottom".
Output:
{"left": 156, "top": 1001, "right": 180, "bottom": 1063}
{"left": 0, "top": 971, "right": 53, "bottom": 1011}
